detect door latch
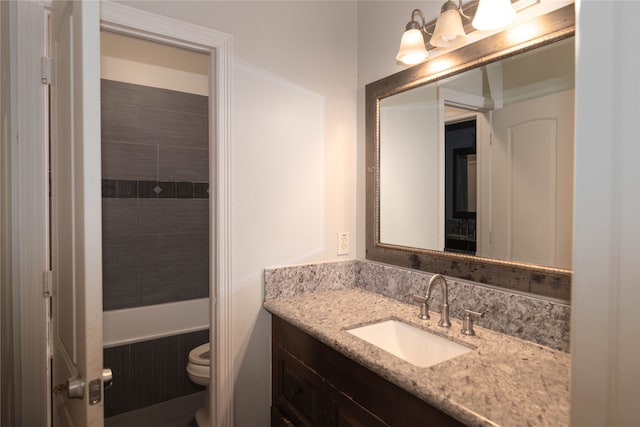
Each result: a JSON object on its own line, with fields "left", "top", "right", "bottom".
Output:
{"left": 88, "top": 368, "right": 114, "bottom": 405}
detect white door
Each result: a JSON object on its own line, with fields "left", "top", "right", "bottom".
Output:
{"left": 490, "top": 89, "right": 574, "bottom": 268}
{"left": 50, "top": 1, "right": 104, "bottom": 425}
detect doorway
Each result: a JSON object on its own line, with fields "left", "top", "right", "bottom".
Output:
{"left": 6, "top": 3, "right": 232, "bottom": 426}
{"left": 98, "top": 4, "right": 234, "bottom": 426}
{"left": 444, "top": 118, "right": 477, "bottom": 255}
{"left": 99, "top": 31, "right": 211, "bottom": 421}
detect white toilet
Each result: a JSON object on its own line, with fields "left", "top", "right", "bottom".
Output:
{"left": 187, "top": 343, "right": 212, "bottom": 427}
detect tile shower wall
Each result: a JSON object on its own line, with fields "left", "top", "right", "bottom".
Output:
{"left": 101, "top": 79, "right": 209, "bottom": 310}
{"left": 103, "top": 329, "right": 209, "bottom": 418}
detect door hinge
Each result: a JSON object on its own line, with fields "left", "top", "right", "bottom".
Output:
{"left": 43, "top": 270, "right": 53, "bottom": 298}
{"left": 41, "top": 56, "right": 52, "bottom": 85}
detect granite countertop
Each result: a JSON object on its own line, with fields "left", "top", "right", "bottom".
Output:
{"left": 263, "top": 288, "right": 570, "bottom": 427}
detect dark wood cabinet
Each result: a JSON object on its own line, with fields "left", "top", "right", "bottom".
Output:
{"left": 271, "top": 316, "right": 465, "bottom": 427}
{"left": 325, "top": 382, "right": 388, "bottom": 427}
{"left": 273, "top": 341, "right": 324, "bottom": 426}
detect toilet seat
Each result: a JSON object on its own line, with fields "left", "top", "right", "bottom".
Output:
{"left": 189, "top": 343, "right": 211, "bottom": 366}
{"left": 186, "top": 342, "right": 212, "bottom": 426}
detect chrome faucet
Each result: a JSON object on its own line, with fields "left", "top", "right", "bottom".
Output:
{"left": 426, "top": 274, "right": 451, "bottom": 328}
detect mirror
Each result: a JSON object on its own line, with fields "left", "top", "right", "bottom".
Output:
{"left": 366, "top": 5, "right": 574, "bottom": 301}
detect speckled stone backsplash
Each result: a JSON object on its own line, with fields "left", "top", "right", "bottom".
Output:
{"left": 264, "top": 260, "right": 358, "bottom": 300}
{"left": 264, "top": 260, "right": 570, "bottom": 352}
{"left": 355, "top": 261, "right": 570, "bottom": 352}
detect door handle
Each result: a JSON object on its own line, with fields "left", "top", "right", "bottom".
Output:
{"left": 102, "top": 368, "right": 113, "bottom": 390}
{"left": 54, "top": 369, "right": 113, "bottom": 403}
{"left": 67, "top": 375, "right": 84, "bottom": 399}
{"left": 53, "top": 375, "right": 84, "bottom": 399}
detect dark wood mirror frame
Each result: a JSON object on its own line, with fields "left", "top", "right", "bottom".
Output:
{"left": 365, "top": 4, "right": 574, "bottom": 301}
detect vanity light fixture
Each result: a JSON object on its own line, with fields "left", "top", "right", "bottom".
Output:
{"left": 430, "top": 0, "right": 467, "bottom": 48}
{"left": 395, "top": 9, "right": 430, "bottom": 65}
{"left": 396, "top": 0, "right": 520, "bottom": 66}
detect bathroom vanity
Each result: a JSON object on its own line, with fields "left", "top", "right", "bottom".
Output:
{"left": 265, "top": 6, "right": 575, "bottom": 425}
{"left": 264, "top": 288, "right": 570, "bottom": 427}
{"left": 271, "top": 315, "right": 463, "bottom": 427}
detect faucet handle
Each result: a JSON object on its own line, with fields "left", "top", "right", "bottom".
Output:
{"left": 461, "top": 309, "right": 484, "bottom": 336}
{"left": 411, "top": 295, "right": 430, "bottom": 320}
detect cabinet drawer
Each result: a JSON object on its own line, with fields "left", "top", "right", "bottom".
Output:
{"left": 271, "top": 406, "right": 298, "bottom": 427}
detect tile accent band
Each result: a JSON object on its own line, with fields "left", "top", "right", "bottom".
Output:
{"left": 102, "top": 178, "right": 209, "bottom": 199}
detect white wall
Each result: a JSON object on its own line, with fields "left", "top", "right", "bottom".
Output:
{"left": 117, "top": 2, "right": 358, "bottom": 425}
{"left": 571, "top": 1, "right": 640, "bottom": 425}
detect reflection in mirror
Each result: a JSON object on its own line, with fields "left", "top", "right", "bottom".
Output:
{"left": 379, "top": 85, "right": 439, "bottom": 250}
{"left": 447, "top": 121, "right": 477, "bottom": 255}
{"left": 453, "top": 149, "right": 476, "bottom": 218}
{"left": 379, "top": 36, "right": 574, "bottom": 270}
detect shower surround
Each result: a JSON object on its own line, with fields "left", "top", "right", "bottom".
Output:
{"left": 101, "top": 79, "right": 210, "bottom": 416}
{"left": 101, "top": 79, "right": 209, "bottom": 310}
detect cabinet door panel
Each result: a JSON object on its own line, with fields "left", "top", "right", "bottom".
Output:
{"left": 273, "top": 345, "right": 323, "bottom": 427}
{"left": 327, "top": 384, "right": 389, "bottom": 427}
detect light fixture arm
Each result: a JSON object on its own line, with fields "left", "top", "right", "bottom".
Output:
{"left": 439, "top": 0, "right": 471, "bottom": 20}
{"left": 406, "top": 8, "right": 431, "bottom": 37}
{"left": 453, "top": 0, "right": 472, "bottom": 21}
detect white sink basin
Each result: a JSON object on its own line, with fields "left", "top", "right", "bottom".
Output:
{"left": 347, "top": 319, "right": 471, "bottom": 368}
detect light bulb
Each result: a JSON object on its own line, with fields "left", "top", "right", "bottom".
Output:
{"left": 396, "top": 29, "right": 428, "bottom": 65}
{"left": 472, "top": 0, "right": 516, "bottom": 31}
{"left": 430, "top": 8, "right": 466, "bottom": 48}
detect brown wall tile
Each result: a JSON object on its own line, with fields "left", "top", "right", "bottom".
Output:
{"left": 102, "top": 141, "right": 158, "bottom": 180}
{"left": 102, "top": 80, "right": 209, "bottom": 311}
{"left": 159, "top": 146, "right": 208, "bottom": 182}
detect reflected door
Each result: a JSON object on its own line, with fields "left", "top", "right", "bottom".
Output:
{"left": 490, "top": 89, "right": 574, "bottom": 268}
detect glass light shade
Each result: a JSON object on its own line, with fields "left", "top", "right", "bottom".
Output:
{"left": 430, "top": 9, "right": 466, "bottom": 48}
{"left": 472, "top": 0, "right": 516, "bottom": 31}
{"left": 396, "top": 29, "right": 428, "bottom": 65}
